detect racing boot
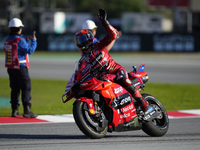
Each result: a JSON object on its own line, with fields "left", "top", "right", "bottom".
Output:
{"left": 23, "top": 104, "right": 38, "bottom": 118}
{"left": 132, "top": 89, "right": 149, "bottom": 111}
{"left": 117, "top": 76, "right": 155, "bottom": 115}
{"left": 11, "top": 103, "right": 21, "bottom": 117}
{"left": 132, "top": 90, "right": 161, "bottom": 121}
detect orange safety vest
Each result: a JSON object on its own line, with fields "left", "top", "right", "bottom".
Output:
{"left": 4, "top": 37, "right": 29, "bottom": 69}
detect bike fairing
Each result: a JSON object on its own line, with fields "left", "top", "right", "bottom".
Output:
{"left": 74, "top": 71, "right": 139, "bottom": 129}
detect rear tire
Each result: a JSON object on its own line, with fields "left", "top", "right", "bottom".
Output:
{"left": 73, "top": 101, "right": 108, "bottom": 139}
{"left": 142, "top": 94, "right": 169, "bottom": 137}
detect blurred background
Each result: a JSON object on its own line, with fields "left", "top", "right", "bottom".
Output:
{"left": 0, "top": 0, "right": 200, "bottom": 52}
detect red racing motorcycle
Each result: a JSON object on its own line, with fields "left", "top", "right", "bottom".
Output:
{"left": 62, "top": 61, "right": 169, "bottom": 139}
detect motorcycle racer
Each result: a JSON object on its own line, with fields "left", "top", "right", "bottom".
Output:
{"left": 74, "top": 9, "right": 154, "bottom": 115}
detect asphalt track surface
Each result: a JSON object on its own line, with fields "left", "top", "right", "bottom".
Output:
{"left": 0, "top": 118, "right": 200, "bottom": 150}
{"left": 0, "top": 53, "right": 200, "bottom": 149}
{"left": 0, "top": 52, "right": 200, "bottom": 84}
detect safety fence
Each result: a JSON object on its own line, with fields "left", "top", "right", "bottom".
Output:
{"left": 0, "top": 32, "right": 199, "bottom": 52}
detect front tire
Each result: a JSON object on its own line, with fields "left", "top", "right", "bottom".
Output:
{"left": 73, "top": 101, "right": 108, "bottom": 139}
{"left": 142, "top": 94, "right": 169, "bottom": 137}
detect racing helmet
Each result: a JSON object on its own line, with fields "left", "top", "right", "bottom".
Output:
{"left": 74, "top": 29, "right": 94, "bottom": 51}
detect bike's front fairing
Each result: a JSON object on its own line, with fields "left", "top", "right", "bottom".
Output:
{"left": 62, "top": 61, "right": 79, "bottom": 103}
{"left": 77, "top": 72, "right": 139, "bottom": 129}
{"left": 62, "top": 61, "right": 142, "bottom": 131}
{"left": 129, "top": 64, "right": 149, "bottom": 89}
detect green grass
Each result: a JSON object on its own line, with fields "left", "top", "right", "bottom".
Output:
{"left": 0, "top": 78, "right": 74, "bottom": 116}
{"left": 0, "top": 78, "right": 200, "bottom": 117}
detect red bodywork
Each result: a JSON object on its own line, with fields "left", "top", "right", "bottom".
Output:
{"left": 62, "top": 64, "right": 148, "bottom": 129}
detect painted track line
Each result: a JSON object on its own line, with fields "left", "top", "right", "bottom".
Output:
{"left": 0, "top": 109, "right": 200, "bottom": 125}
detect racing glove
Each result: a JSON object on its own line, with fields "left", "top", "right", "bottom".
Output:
{"left": 98, "top": 9, "right": 110, "bottom": 26}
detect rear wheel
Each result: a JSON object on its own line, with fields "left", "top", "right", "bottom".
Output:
{"left": 73, "top": 101, "right": 108, "bottom": 139}
{"left": 142, "top": 94, "right": 169, "bottom": 137}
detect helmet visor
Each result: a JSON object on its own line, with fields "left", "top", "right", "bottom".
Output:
{"left": 75, "top": 33, "right": 93, "bottom": 50}
{"left": 75, "top": 34, "right": 88, "bottom": 46}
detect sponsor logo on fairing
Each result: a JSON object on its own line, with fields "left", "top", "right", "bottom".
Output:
{"left": 120, "top": 113, "right": 130, "bottom": 119}
{"left": 133, "top": 81, "right": 140, "bottom": 87}
{"left": 104, "top": 82, "right": 112, "bottom": 88}
{"left": 93, "top": 83, "right": 102, "bottom": 90}
{"left": 120, "top": 96, "right": 131, "bottom": 106}
{"left": 124, "top": 120, "right": 135, "bottom": 127}
{"left": 145, "top": 107, "right": 154, "bottom": 114}
{"left": 111, "top": 94, "right": 132, "bottom": 109}
{"left": 114, "top": 87, "right": 123, "bottom": 94}
{"left": 121, "top": 104, "right": 134, "bottom": 113}
{"left": 144, "top": 115, "right": 150, "bottom": 120}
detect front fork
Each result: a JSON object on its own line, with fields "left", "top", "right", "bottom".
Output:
{"left": 74, "top": 97, "right": 96, "bottom": 115}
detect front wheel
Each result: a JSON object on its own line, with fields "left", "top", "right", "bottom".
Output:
{"left": 73, "top": 101, "right": 108, "bottom": 139}
{"left": 142, "top": 94, "right": 169, "bottom": 137}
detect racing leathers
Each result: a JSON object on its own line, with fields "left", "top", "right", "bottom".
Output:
{"left": 78, "top": 24, "right": 149, "bottom": 112}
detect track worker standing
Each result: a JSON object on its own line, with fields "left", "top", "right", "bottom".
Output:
{"left": 4, "top": 18, "right": 37, "bottom": 118}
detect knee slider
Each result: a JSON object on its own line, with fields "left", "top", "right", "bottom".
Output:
{"left": 116, "top": 77, "right": 136, "bottom": 94}
{"left": 124, "top": 78, "right": 132, "bottom": 86}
